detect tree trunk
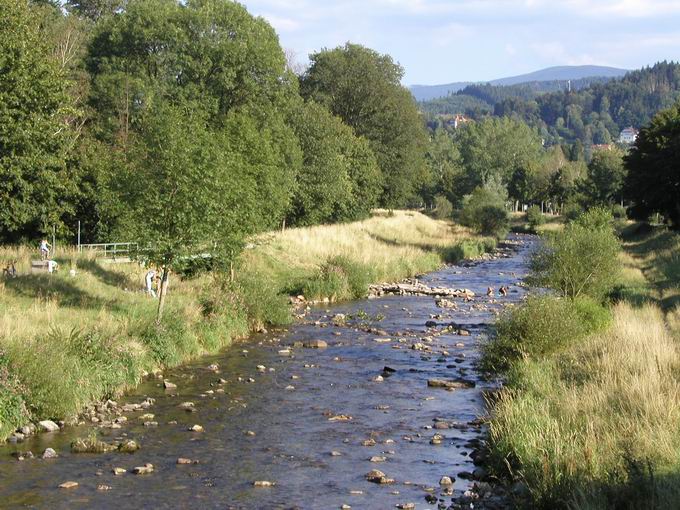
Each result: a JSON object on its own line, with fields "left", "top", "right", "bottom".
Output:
{"left": 156, "top": 267, "right": 170, "bottom": 325}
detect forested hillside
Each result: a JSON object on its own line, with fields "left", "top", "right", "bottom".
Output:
{"left": 422, "top": 62, "right": 680, "bottom": 145}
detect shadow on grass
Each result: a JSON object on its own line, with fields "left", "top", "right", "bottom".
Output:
{"left": 566, "top": 460, "right": 680, "bottom": 510}
{"left": 4, "top": 274, "right": 118, "bottom": 310}
{"left": 76, "top": 259, "right": 135, "bottom": 290}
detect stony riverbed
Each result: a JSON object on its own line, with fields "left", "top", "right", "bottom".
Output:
{"left": 0, "top": 235, "right": 534, "bottom": 510}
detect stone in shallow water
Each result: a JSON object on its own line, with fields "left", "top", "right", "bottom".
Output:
{"left": 132, "top": 463, "right": 154, "bottom": 475}
{"left": 42, "top": 448, "right": 58, "bottom": 459}
{"left": 58, "top": 481, "right": 78, "bottom": 489}
{"left": 253, "top": 480, "right": 274, "bottom": 487}
{"left": 38, "top": 420, "right": 59, "bottom": 432}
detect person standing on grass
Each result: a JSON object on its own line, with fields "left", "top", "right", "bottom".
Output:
{"left": 145, "top": 268, "right": 157, "bottom": 297}
{"left": 39, "top": 239, "right": 51, "bottom": 260}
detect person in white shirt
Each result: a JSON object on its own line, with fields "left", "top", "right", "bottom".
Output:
{"left": 39, "top": 239, "right": 51, "bottom": 261}
{"left": 145, "top": 269, "right": 157, "bottom": 297}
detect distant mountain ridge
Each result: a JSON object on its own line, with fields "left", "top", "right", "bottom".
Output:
{"left": 410, "top": 65, "right": 629, "bottom": 101}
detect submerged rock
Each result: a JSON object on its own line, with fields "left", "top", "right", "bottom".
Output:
{"left": 58, "top": 481, "right": 78, "bottom": 489}
{"left": 304, "top": 340, "right": 328, "bottom": 349}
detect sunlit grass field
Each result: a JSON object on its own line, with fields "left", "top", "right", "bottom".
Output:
{"left": 486, "top": 221, "right": 680, "bottom": 509}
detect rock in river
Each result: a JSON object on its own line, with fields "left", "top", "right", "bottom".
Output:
{"left": 41, "top": 448, "right": 58, "bottom": 459}
{"left": 427, "top": 378, "right": 475, "bottom": 389}
{"left": 58, "top": 481, "right": 78, "bottom": 489}
{"left": 304, "top": 340, "right": 328, "bottom": 349}
{"left": 132, "top": 463, "right": 154, "bottom": 475}
{"left": 365, "top": 469, "right": 395, "bottom": 484}
{"left": 163, "top": 380, "right": 177, "bottom": 390}
{"left": 38, "top": 420, "right": 59, "bottom": 433}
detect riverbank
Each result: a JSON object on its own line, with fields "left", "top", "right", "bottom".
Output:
{"left": 484, "top": 220, "right": 680, "bottom": 509}
{"left": 0, "top": 211, "right": 492, "bottom": 442}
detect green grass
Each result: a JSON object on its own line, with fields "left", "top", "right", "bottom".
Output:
{"left": 0, "top": 210, "right": 487, "bottom": 441}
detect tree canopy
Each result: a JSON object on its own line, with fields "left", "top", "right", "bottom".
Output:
{"left": 300, "top": 43, "right": 428, "bottom": 208}
{"left": 625, "top": 102, "right": 680, "bottom": 228}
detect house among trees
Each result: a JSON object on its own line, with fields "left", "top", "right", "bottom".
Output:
{"left": 438, "top": 113, "right": 472, "bottom": 129}
{"left": 618, "top": 127, "right": 639, "bottom": 144}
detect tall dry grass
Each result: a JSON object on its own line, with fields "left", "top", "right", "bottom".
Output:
{"left": 491, "top": 304, "right": 680, "bottom": 509}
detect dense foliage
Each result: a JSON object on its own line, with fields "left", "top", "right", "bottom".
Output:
{"left": 422, "top": 62, "right": 680, "bottom": 146}
{"left": 625, "top": 102, "right": 680, "bottom": 229}
{"left": 300, "top": 43, "right": 429, "bottom": 208}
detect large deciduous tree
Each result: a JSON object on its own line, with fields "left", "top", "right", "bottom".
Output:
{"left": 0, "top": 0, "right": 74, "bottom": 242}
{"left": 287, "top": 100, "right": 381, "bottom": 226}
{"left": 454, "top": 117, "right": 543, "bottom": 200}
{"left": 300, "top": 43, "right": 428, "bottom": 208}
{"left": 625, "top": 103, "right": 680, "bottom": 228}
{"left": 582, "top": 148, "right": 626, "bottom": 205}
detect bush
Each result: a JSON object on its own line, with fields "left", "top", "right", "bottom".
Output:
{"left": 530, "top": 211, "right": 621, "bottom": 301}
{"left": 231, "top": 270, "right": 292, "bottom": 328}
{"left": 483, "top": 295, "right": 611, "bottom": 371}
{"left": 442, "top": 238, "right": 497, "bottom": 263}
{"left": 459, "top": 185, "right": 510, "bottom": 238}
{"left": 525, "top": 205, "right": 545, "bottom": 231}
{"left": 432, "top": 195, "right": 453, "bottom": 220}
{"left": 611, "top": 204, "right": 627, "bottom": 219}
{"left": 302, "top": 256, "right": 375, "bottom": 301}
{"left": 562, "top": 201, "right": 583, "bottom": 221}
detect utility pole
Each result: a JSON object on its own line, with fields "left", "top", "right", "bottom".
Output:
{"left": 52, "top": 226, "right": 56, "bottom": 257}
{"left": 77, "top": 221, "right": 81, "bottom": 252}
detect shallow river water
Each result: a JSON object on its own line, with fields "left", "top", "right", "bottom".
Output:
{"left": 0, "top": 235, "right": 534, "bottom": 510}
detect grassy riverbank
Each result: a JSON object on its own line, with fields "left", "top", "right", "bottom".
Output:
{"left": 486, "top": 221, "right": 680, "bottom": 509}
{"left": 0, "top": 211, "right": 490, "bottom": 441}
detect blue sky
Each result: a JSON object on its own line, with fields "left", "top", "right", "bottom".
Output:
{"left": 241, "top": 0, "right": 680, "bottom": 85}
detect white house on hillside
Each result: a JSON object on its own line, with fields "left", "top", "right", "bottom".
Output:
{"left": 619, "top": 127, "right": 639, "bottom": 144}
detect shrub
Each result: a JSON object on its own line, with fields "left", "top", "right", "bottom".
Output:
{"left": 442, "top": 238, "right": 497, "bottom": 263}
{"left": 483, "top": 295, "right": 611, "bottom": 371}
{"left": 530, "top": 211, "right": 621, "bottom": 301}
{"left": 562, "top": 201, "right": 583, "bottom": 221}
{"left": 302, "top": 256, "right": 375, "bottom": 301}
{"left": 432, "top": 195, "right": 453, "bottom": 220}
{"left": 611, "top": 204, "right": 627, "bottom": 219}
{"left": 231, "top": 270, "right": 292, "bottom": 328}
{"left": 459, "top": 185, "right": 510, "bottom": 238}
{"left": 525, "top": 205, "right": 545, "bottom": 231}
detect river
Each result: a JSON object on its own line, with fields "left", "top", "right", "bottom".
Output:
{"left": 0, "top": 235, "right": 534, "bottom": 510}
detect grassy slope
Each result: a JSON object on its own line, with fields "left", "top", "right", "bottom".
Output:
{"left": 0, "top": 211, "right": 489, "bottom": 441}
{"left": 487, "top": 222, "right": 680, "bottom": 509}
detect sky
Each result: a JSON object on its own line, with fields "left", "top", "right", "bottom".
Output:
{"left": 241, "top": 0, "right": 680, "bottom": 85}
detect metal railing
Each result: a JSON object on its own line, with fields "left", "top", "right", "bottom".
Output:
{"left": 77, "top": 242, "right": 138, "bottom": 259}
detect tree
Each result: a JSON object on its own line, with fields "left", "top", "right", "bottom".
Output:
{"left": 0, "top": 0, "right": 74, "bottom": 242}
{"left": 454, "top": 117, "right": 543, "bottom": 199}
{"left": 287, "top": 100, "right": 380, "bottom": 226}
{"left": 119, "top": 104, "right": 260, "bottom": 322}
{"left": 582, "top": 148, "right": 626, "bottom": 204}
{"left": 300, "top": 43, "right": 428, "bottom": 208}
{"left": 422, "top": 128, "right": 463, "bottom": 207}
{"left": 66, "top": 0, "right": 126, "bottom": 20}
{"left": 625, "top": 102, "right": 680, "bottom": 228}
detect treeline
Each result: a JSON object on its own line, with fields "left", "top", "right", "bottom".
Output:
{"left": 0, "top": 0, "right": 428, "bottom": 249}
{"left": 421, "top": 116, "right": 627, "bottom": 231}
{"left": 422, "top": 62, "right": 680, "bottom": 145}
